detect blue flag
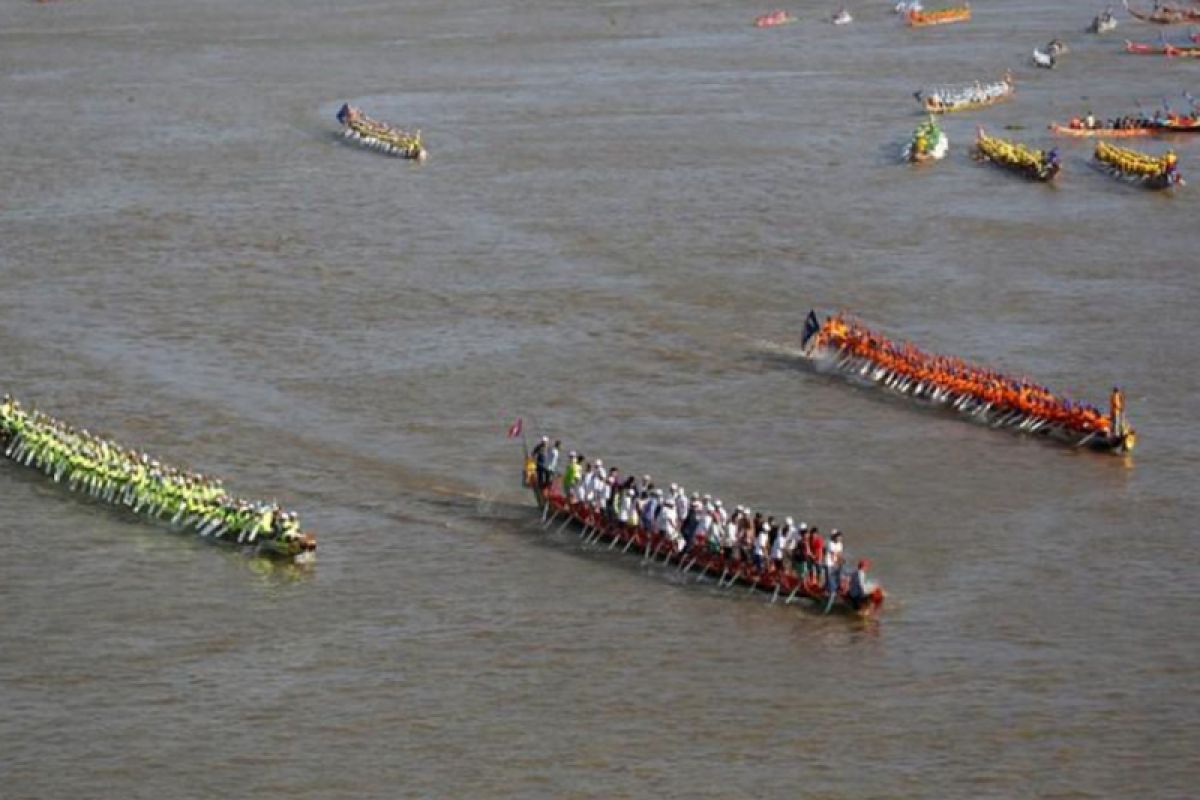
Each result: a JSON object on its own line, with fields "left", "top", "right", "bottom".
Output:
{"left": 801, "top": 310, "right": 821, "bottom": 347}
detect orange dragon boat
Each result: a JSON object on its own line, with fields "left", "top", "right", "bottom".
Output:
{"left": 906, "top": 3, "right": 971, "bottom": 26}
{"left": 798, "top": 311, "right": 1136, "bottom": 453}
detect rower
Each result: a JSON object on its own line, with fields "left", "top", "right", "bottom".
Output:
{"left": 1085, "top": 111, "right": 1096, "bottom": 130}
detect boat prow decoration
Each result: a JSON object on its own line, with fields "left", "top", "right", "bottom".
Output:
{"left": 336, "top": 103, "right": 427, "bottom": 161}
{"left": 797, "top": 311, "right": 1136, "bottom": 454}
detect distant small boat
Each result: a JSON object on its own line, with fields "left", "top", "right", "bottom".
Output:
{"left": 895, "top": 0, "right": 923, "bottom": 13}
{"left": 336, "top": 103, "right": 427, "bottom": 161}
{"left": 1122, "top": 0, "right": 1200, "bottom": 24}
{"left": 754, "top": 9, "right": 796, "bottom": 27}
{"left": 906, "top": 3, "right": 971, "bottom": 27}
{"left": 1088, "top": 8, "right": 1118, "bottom": 33}
{"left": 832, "top": 7, "right": 853, "bottom": 24}
{"left": 1033, "top": 48, "right": 1057, "bottom": 68}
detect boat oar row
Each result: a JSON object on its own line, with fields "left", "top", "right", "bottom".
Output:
{"left": 0, "top": 395, "right": 315, "bottom": 562}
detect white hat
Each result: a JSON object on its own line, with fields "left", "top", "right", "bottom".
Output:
{"left": 715, "top": 499, "right": 723, "bottom": 507}
{"left": 800, "top": 522, "right": 809, "bottom": 531}
{"left": 786, "top": 517, "right": 794, "bottom": 526}
{"left": 595, "top": 459, "right": 603, "bottom": 467}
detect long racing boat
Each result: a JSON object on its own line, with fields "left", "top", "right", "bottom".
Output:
{"left": 0, "top": 395, "right": 316, "bottom": 563}
{"left": 797, "top": 311, "right": 1136, "bottom": 453}
{"left": 1094, "top": 140, "right": 1184, "bottom": 188}
{"left": 974, "top": 126, "right": 1061, "bottom": 181}
{"left": 1049, "top": 121, "right": 1154, "bottom": 137}
{"left": 336, "top": 103, "right": 427, "bottom": 160}
{"left": 1122, "top": 0, "right": 1200, "bottom": 23}
{"left": 906, "top": 4, "right": 971, "bottom": 26}
{"left": 521, "top": 461, "right": 885, "bottom": 616}
{"left": 915, "top": 72, "right": 1013, "bottom": 114}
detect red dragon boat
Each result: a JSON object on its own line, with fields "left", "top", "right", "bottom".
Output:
{"left": 522, "top": 464, "right": 885, "bottom": 617}
{"left": 798, "top": 311, "right": 1136, "bottom": 454}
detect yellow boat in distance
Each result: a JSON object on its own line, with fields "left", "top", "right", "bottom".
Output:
{"left": 906, "top": 3, "right": 971, "bottom": 26}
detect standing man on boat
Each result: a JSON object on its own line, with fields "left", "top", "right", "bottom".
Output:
{"left": 1110, "top": 387, "right": 1126, "bottom": 436}
{"left": 544, "top": 440, "right": 561, "bottom": 489}
{"left": 531, "top": 436, "right": 550, "bottom": 489}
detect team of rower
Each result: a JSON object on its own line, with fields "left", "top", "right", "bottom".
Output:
{"left": 810, "top": 315, "right": 1127, "bottom": 437}
{"left": 336, "top": 103, "right": 427, "bottom": 160}
{"left": 976, "top": 129, "right": 1060, "bottom": 178}
{"left": 0, "top": 395, "right": 313, "bottom": 553}
{"left": 920, "top": 77, "right": 1010, "bottom": 112}
{"left": 529, "top": 436, "right": 879, "bottom": 607}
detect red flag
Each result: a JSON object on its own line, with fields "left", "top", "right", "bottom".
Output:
{"left": 506, "top": 418, "right": 523, "bottom": 438}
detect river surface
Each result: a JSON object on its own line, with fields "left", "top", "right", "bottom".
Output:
{"left": 2, "top": 0, "right": 1198, "bottom": 797}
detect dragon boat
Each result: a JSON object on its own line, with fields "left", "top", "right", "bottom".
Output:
{"left": 797, "top": 311, "right": 1136, "bottom": 454}
{"left": 974, "top": 127, "right": 1061, "bottom": 181}
{"left": 903, "top": 116, "right": 949, "bottom": 162}
{"left": 1122, "top": 0, "right": 1200, "bottom": 23}
{"left": 0, "top": 395, "right": 316, "bottom": 563}
{"left": 1049, "top": 121, "right": 1155, "bottom": 137}
{"left": 915, "top": 72, "right": 1013, "bottom": 114}
{"left": 906, "top": 4, "right": 971, "bottom": 26}
{"left": 754, "top": 9, "right": 796, "bottom": 27}
{"left": 523, "top": 464, "right": 885, "bottom": 616}
{"left": 336, "top": 103, "right": 426, "bottom": 161}
{"left": 1094, "top": 140, "right": 1184, "bottom": 188}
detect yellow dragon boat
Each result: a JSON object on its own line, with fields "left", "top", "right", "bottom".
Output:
{"left": 974, "top": 127, "right": 1061, "bottom": 181}
{"left": 1094, "top": 141, "right": 1184, "bottom": 188}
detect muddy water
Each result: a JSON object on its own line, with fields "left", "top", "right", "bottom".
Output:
{"left": 2, "top": 0, "right": 1198, "bottom": 797}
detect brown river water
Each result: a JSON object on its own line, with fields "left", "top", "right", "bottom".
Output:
{"left": 2, "top": 0, "right": 1198, "bottom": 797}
